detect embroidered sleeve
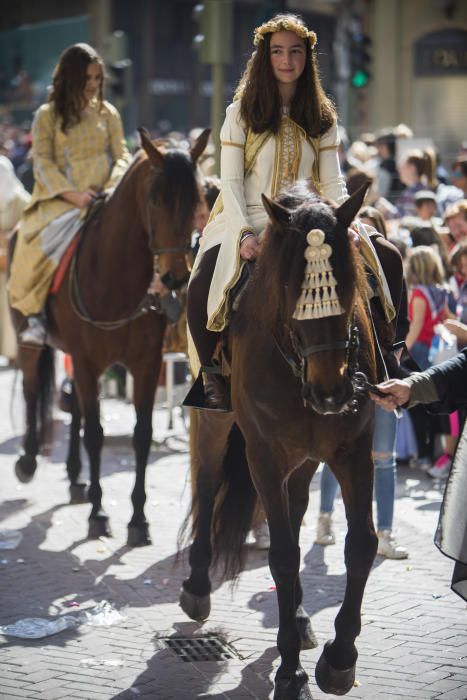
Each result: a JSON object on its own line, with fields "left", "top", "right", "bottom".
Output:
{"left": 318, "top": 121, "right": 347, "bottom": 204}
{"left": 219, "top": 102, "right": 253, "bottom": 240}
{"left": 103, "top": 103, "right": 132, "bottom": 189}
{"left": 32, "top": 106, "right": 74, "bottom": 197}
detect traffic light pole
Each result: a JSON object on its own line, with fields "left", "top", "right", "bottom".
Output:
{"left": 193, "top": 0, "right": 233, "bottom": 176}
{"left": 212, "top": 62, "right": 224, "bottom": 175}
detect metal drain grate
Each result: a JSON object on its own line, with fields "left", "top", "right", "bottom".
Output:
{"left": 162, "top": 635, "right": 240, "bottom": 662}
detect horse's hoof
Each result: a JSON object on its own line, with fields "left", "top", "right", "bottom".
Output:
{"left": 274, "top": 673, "right": 312, "bottom": 700}
{"left": 297, "top": 614, "right": 318, "bottom": 650}
{"left": 69, "top": 482, "right": 88, "bottom": 504}
{"left": 179, "top": 586, "right": 211, "bottom": 622}
{"left": 127, "top": 523, "right": 151, "bottom": 547}
{"left": 315, "top": 641, "right": 356, "bottom": 696}
{"left": 88, "top": 515, "right": 112, "bottom": 539}
{"left": 15, "top": 454, "right": 37, "bottom": 483}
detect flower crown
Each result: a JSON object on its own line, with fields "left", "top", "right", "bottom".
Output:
{"left": 253, "top": 18, "right": 317, "bottom": 48}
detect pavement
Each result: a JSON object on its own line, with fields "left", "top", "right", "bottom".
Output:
{"left": 0, "top": 361, "right": 466, "bottom": 700}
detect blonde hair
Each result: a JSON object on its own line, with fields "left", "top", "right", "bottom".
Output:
{"left": 406, "top": 245, "right": 445, "bottom": 287}
{"left": 444, "top": 199, "right": 467, "bottom": 221}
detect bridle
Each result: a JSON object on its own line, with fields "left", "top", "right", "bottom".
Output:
{"left": 69, "top": 203, "right": 191, "bottom": 330}
{"left": 275, "top": 313, "right": 368, "bottom": 414}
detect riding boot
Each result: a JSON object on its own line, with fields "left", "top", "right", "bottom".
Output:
{"left": 202, "top": 364, "right": 231, "bottom": 412}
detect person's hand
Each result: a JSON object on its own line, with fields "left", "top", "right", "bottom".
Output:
{"left": 62, "top": 189, "right": 97, "bottom": 208}
{"left": 147, "top": 272, "right": 169, "bottom": 296}
{"left": 370, "top": 378, "right": 411, "bottom": 412}
{"left": 444, "top": 318, "right": 467, "bottom": 344}
{"left": 240, "top": 234, "right": 260, "bottom": 261}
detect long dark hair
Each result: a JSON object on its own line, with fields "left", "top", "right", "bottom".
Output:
{"left": 49, "top": 43, "right": 105, "bottom": 133}
{"left": 404, "top": 148, "right": 438, "bottom": 189}
{"left": 235, "top": 14, "right": 336, "bottom": 137}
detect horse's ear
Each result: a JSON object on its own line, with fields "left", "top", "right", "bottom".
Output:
{"left": 335, "top": 182, "right": 370, "bottom": 227}
{"left": 191, "top": 128, "right": 211, "bottom": 164}
{"left": 138, "top": 126, "right": 165, "bottom": 169}
{"left": 261, "top": 194, "right": 291, "bottom": 229}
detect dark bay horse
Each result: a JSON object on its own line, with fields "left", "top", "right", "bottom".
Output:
{"left": 181, "top": 184, "right": 387, "bottom": 699}
{"left": 10, "top": 127, "right": 209, "bottom": 546}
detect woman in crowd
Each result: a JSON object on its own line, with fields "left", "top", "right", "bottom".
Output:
{"left": 405, "top": 245, "right": 450, "bottom": 469}
{"left": 8, "top": 42, "right": 131, "bottom": 345}
{"left": 186, "top": 13, "right": 349, "bottom": 410}
{"left": 396, "top": 148, "right": 438, "bottom": 218}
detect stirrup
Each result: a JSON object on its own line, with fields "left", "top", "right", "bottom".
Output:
{"left": 183, "top": 366, "right": 231, "bottom": 412}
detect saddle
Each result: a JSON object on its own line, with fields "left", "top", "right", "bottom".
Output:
{"left": 50, "top": 194, "right": 107, "bottom": 296}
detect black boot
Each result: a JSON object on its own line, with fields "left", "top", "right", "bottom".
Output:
{"left": 183, "top": 364, "right": 231, "bottom": 412}
{"left": 202, "top": 365, "right": 231, "bottom": 411}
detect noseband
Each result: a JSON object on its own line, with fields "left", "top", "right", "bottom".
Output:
{"left": 276, "top": 318, "right": 367, "bottom": 413}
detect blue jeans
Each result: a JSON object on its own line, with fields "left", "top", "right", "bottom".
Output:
{"left": 320, "top": 405, "right": 397, "bottom": 531}
{"left": 410, "top": 341, "right": 430, "bottom": 371}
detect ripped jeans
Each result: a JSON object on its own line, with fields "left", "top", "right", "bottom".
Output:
{"left": 319, "top": 405, "right": 397, "bottom": 531}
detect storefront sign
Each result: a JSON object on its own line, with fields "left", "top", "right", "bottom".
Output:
{"left": 414, "top": 29, "right": 467, "bottom": 76}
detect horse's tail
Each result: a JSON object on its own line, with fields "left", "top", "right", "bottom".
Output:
{"left": 211, "top": 422, "right": 257, "bottom": 582}
{"left": 37, "top": 345, "right": 56, "bottom": 447}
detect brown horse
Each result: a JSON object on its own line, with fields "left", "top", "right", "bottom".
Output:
{"left": 9, "top": 127, "right": 209, "bottom": 546}
{"left": 180, "top": 183, "right": 392, "bottom": 699}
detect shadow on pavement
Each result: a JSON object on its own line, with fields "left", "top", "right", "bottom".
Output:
{"left": 111, "top": 636, "right": 278, "bottom": 700}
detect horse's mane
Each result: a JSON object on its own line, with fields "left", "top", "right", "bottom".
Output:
{"left": 234, "top": 183, "right": 367, "bottom": 335}
{"left": 150, "top": 148, "right": 200, "bottom": 235}
{"left": 112, "top": 145, "right": 199, "bottom": 236}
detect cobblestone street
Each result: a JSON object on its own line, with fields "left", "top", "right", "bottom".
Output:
{"left": 0, "top": 365, "right": 466, "bottom": 700}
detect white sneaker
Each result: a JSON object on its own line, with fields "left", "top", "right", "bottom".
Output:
{"left": 19, "top": 316, "right": 46, "bottom": 346}
{"left": 252, "top": 521, "right": 270, "bottom": 550}
{"left": 315, "top": 512, "right": 335, "bottom": 546}
{"left": 377, "top": 530, "right": 408, "bottom": 559}
{"left": 428, "top": 455, "right": 452, "bottom": 479}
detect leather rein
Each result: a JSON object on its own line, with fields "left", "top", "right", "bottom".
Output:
{"left": 69, "top": 204, "right": 190, "bottom": 331}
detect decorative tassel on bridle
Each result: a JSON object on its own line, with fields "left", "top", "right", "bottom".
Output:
{"left": 293, "top": 228, "right": 344, "bottom": 320}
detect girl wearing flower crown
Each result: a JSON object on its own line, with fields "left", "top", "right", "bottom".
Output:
{"left": 186, "top": 13, "right": 349, "bottom": 410}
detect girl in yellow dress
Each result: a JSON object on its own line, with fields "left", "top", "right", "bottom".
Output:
{"left": 8, "top": 43, "right": 131, "bottom": 344}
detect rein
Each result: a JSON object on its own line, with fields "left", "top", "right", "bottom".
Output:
{"left": 69, "top": 204, "right": 190, "bottom": 331}
{"left": 69, "top": 251, "right": 158, "bottom": 330}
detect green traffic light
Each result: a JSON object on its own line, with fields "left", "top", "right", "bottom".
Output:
{"left": 351, "top": 69, "right": 369, "bottom": 88}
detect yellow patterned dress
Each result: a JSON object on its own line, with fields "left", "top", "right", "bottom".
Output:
{"left": 8, "top": 99, "right": 131, "bottom": 316}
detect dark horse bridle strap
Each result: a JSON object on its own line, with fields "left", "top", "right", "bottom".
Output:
{"left": 69, "top": 252, "right": 157, "bottom": 330}
{"left": 299, "top": 339, "right": 350, "bottom": 357}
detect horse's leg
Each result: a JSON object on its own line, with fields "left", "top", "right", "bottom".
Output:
{"left": 180, "top": 412, "right": 234, "bottom": 622}
{"left": 67, "top": 382, "right": 86, "bottom": 504}
{"left": 15, "top": 346, "right": 50, "bottom": 483}
{"left": 73, "top": 360, "right": 109, "bottom": 538}
{"left": 126, "top": 364, "right": 160, "bottom": 547}
{"left": 247, "top": 447, "right": 312, "bottom": 700}
{"left": 315, "top": 437, "right": 377, "bottom": 696}
{"left": 287, "top": 460, "right": 319, "bottom": 651}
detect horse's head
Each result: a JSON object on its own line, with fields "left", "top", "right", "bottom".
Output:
{"left": 138, "top": 126, "right": 210, "bottom": 290}
{"left": 261, "top": 183, "right": 371, "bottom": 415}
